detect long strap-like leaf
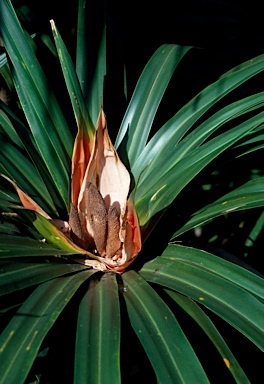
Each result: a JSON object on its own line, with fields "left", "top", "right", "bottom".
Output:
{"left": 165, "top": 290, "right": 250, "bottom": 383}
{"left": 122, "top": 270, "right": 210, "bottom": 383}
{"left": 1, "top": 0, "right": 73, "bottom": 208}
{"left": 135, "top": 112, "right": 264, "bottom": 224}
{"left": 139, "top": 251, "right": 264, "bottom": 351}
{"left": 172, "top": 177, "right": 264, "bottom": 238}
{"left": 134, "top": 92, "right": 264, "bottom": 185}
{"left": 74, "top": 274, "right": 121, "bottom": 384}
{"left": 0, "top": 270, "right": 95, "bottom": 384}
{"left": 115, "top": 44, "right": 192, "bottom": 167}
{"left": 133, "top": 54, "right": 264, "bottom": 179}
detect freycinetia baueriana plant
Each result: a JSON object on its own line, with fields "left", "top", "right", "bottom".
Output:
{"left": 0, "top": 0, "right": 264, "bottom": 383}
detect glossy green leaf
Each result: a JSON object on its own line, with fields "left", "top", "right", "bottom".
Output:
{"left": 0, "top": 106, "right": 26, "bottom": 150}
{"left": 0, "top": 259, "right": 88, "bottom": 296}
{"left": 0, "top": 135, "right": 57, "bottom": 213}
{"left": 245, "top": 210, "right": 264, "bottom": 249}
{"left": 122, "top": 270, "right": 209, "bottom": 383}
{"left": 115, "top": 44, "right": 191, "bottom": 167}
{"left": 29, "top": 212, "right": 86, "bottom": 255}
{"left": 86, "top": 26, "right": 106, "bottom": 125}
{"left": 172, "top": 177, "right": 264, "bottom": 238}
{"left": 74, "top": 273, "right": 121, "bottom": 384}
{"left": 1, "top": 0, "right": 73, "bottom": 208}
{"left": 0, "top": 217, "right": 23, "bottom": 236}
{"left": 0, "top": 270, "right": 95, "bottom": 384}
{"left": 51, "top": 20, "right": 95, "bottom": 138}
{"left": 135, "top": 112, "right": 264, "bottom": 225}
{"left": 0, "top": 207, "right": 41, "bottom": 239}
{"left": 134, "top": 92, "right": 264, "bottom": 184}
{"left": 76, "top": 0, "right": 106, "bottom": 124}
{"left": 0, "top": 235, "right": 78, "bottom": 258}
{"left": 165, "top": 290, "right": 250, "bottom": 383}
{"left": 161, "top": 245, "right": 264, "bottom": 301}
{"left": 139, "top": 252, "right": 264, "bottom": 350}
{"left": 76, "top": 0, "right": 87, "bottom": 86}
{"left": 0, "top": 106, "right": 67, "bottom": 212}
{"left": 132, "top": 54, "right": 264, "bottom": 179}
{"left": 231, "top": 126, "right": 264, "bottom": 156}
{"left": 0, "top": 211, "right": 83, "bottom": 256}
{"left": 0, "top": 184, "right": 18, "bottom": 202}
{"left": 39, "top": 33, "right": 58, "bottom": 57}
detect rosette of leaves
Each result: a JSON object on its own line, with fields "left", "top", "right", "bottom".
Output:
{"left": 0, "top": 0, "right": 264, "bottom": 383}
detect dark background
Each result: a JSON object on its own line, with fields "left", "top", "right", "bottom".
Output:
{"left": 4, "top": 1, "right": 264, "bottom": 382}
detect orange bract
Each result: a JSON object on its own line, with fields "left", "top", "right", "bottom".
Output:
{"left": 74, "top": 108, "right": 141, "bottom": 272}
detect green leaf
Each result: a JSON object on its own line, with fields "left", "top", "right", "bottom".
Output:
{"left": 0, "top": 134, "right": 57, "bottom": 213}
{"left": 161, "top": 245, "right": 264, "bottom": 301}
{"left": 76, "top": 0, "right": 106, "bottom": 124}
{"left": 0, "top": 104, "right": 67, "bottom": 213}
{"left": 0, "top": 217, "right": 23, "bottom": 236}
{"left": 86, "top": 26, "right": 106, "bottom": 125}
{"left": 121, "top": 270, "right": 209, "bottom": 383}
{"left": 0, "top": 270, "right": 95, "bottom": 384}
{"left": 133, "top": 54, "right": 264, "bottom": 180}
{"left": 135, "top": 112, "right": 264, "bottom": 225}
{"left": 0, "top": 235, "right": 79, "bottom": 258}
{"left": 139, "top": 251, "right": 264, "bottom": 350}
{"left": 115, "top": 44, "right": 191, "bottom": 167}
{"left": 74, "top": 273, "right": 121, "bottom": 384}
{"left": 1, "top": 0, "right": 73, "bottom": 208}
{"left": 165, "top": 291, "right": 250, "bottom": 383}
{"left": 133, "top": 92, "right": 264, "bottom": 184}
{"left": 50, "top": 20, "right": 95, "bottom": 138}
{"left": 0, "top": 259, "right": 88, "bottom": 296}
{"left": 0, "top": 105, "right": 26, "bottom": 150}
{"left": 28, "top": 212, "right": 86, "bottom": 255}
{"left": 172, "top": 177, "right": 264, "bottom": 238}
{"left": 231, "top": 125, "right": 264, "bottom": 156}
{"left": 245, "top": 210, "right": 264, "bottom": 248}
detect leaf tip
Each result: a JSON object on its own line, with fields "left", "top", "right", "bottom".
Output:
{"left": 50, "top": 19, "right": 56, "bottom": 31}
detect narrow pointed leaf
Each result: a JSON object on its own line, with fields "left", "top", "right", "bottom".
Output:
{"left": 161, "top": 245, "right": 264, "bottom": 301}
{"left": 1, "top": 0, "right": 73, "bottom": 207}
{"left": 50, "top": 20, "right": 96, "bottom": 205}
{"left": 0, "top": 138, "right": 57, "bottom": 213}
{"left": 0, "top": 235, "right": 78, "bottom": 257}
{"left": 0, "top": 107, "right": 26, "bottom": 149}
{"left": 0, "top": 1, "right": 73, "bottom": 158}
{"left": 30, "top": 212, "right": 86, "bottom": 255}
{"left": 165, "top": 291, "right": 250, "bottom": 383}
{"left": 115, "top": 44, "right": 191, "bottom": 167}
{"left": 86, "top": 26, "right": 106, "bottom": 125}
{"left": 0, "top": 259, "right": 88, "bottom": 295}
{"left": 133, "top": 54, "right": 264, "bottom": 179}
{"left": 122, "top": 270, "right": 209, "bottom": 383}
{"left": 139, "top": 254, "right": 264, "bottom": 350}
{"left": 50, "top": 20, "right": 94, "bottom": 139}
{"left": 76, "top": 0, "right": 106, "bottom": 124}
{"left": 232, "top": 126, "right": 264, "bottom": 155}
{"left": 245, "top": 210, "right": 264, "bottom": 248}
{"left": 134, "top": 92, "right": 264, "bottom": 184}
{"left": 0, "top": 104, "right": 67, "bottom": 212}
{"left": 74, "top": 274, "right": 121, "bottom": 384}
{"left": 135, "top": 112, "right": 264, "bottom": 225}
{"left": 76, "top": 0, "right": 87, "bottom": 89}
{"left": 0, "top": 270, "right": 95, "bottom": 384}
{"left": 172, "top": 177, "right": 264, "bottom": 238}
